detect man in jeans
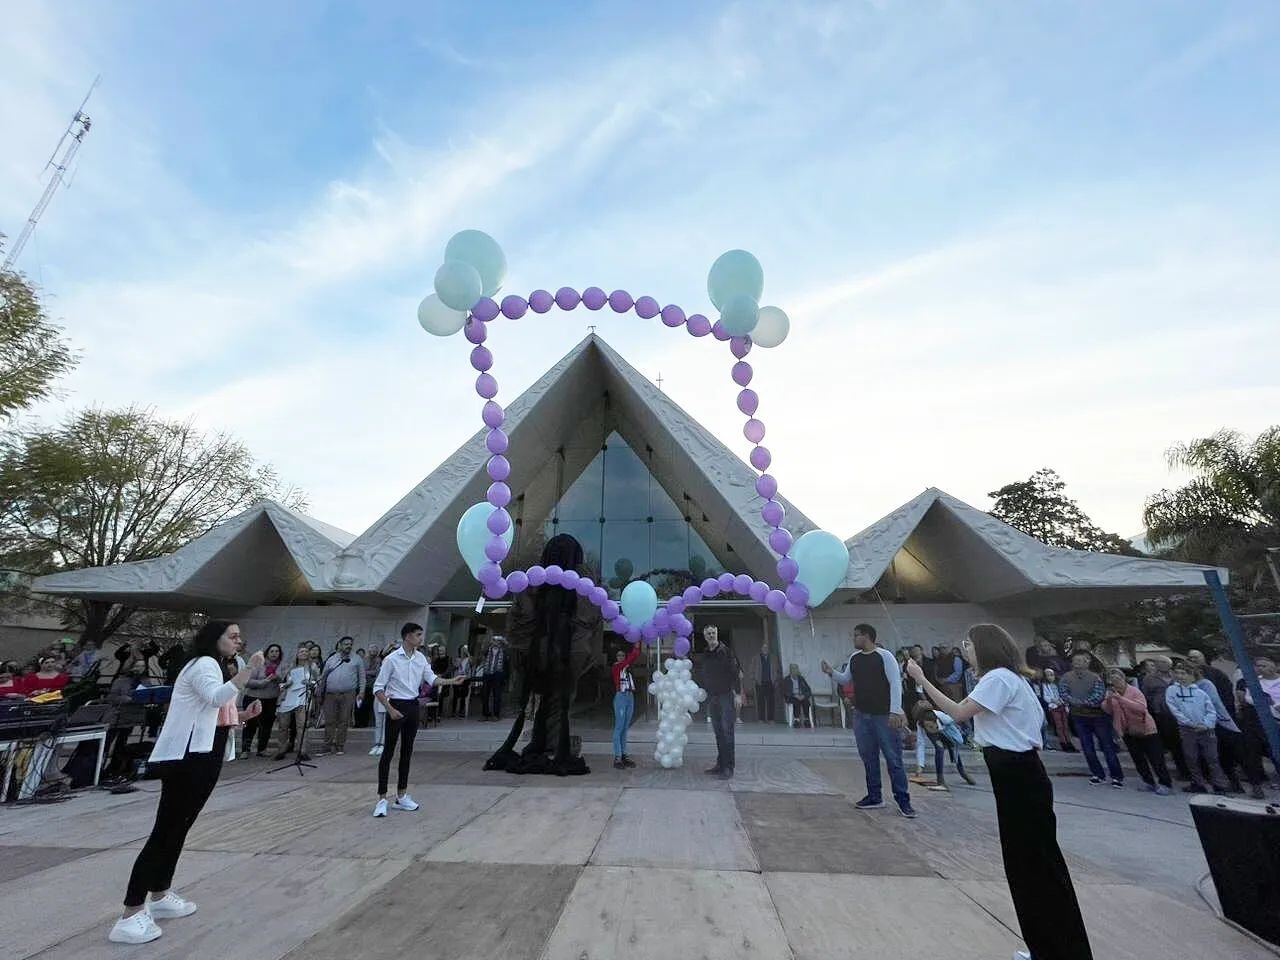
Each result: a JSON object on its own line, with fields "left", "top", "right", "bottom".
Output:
{"left": 822, "top": 624, "right": 916, "bottom": 818}
{"left": 479, "top": 636, "right": 507, "bottom": 721}
{"left": 696, "top": 626, "right": 741, "bottom": 780}
{"left": 317, "top": 636, "right": 363, "bottom": 755}
{"left": 1060, "top": 652, "right": 1124, "bottom": 787}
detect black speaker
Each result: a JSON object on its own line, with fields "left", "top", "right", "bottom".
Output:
{"left": 1190, "top": 795, "right": 1280, "bottom": 946}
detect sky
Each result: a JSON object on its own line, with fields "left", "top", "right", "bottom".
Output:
{"left": 3, "top": 1, "right": 1278, "bottom": 543}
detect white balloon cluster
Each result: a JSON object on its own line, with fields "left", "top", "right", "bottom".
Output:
{"left": 651, "top": 657, "right": 707, "bottom": 769}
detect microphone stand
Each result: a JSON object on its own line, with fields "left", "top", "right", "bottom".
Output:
{"left": 269, "top": 678, "right": 318, "bottom": 777}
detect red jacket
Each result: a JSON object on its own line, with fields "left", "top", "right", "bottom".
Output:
{"left": 611, "top": 644, "right": 641, "bottom": 693}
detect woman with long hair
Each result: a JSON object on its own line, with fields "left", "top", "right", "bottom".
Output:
{"left": 241, "top": 643, "right": 283, "bottom": 758}
{"left": 906, "top": 624, "right": 1093, "bottom": 960}
{"left": 109, "top": 621, "right": 261, "bottom": 945}
{"left": 485, "top": 533, "right": 601, "bottom": 776}
{"left": 273, "top": 646, "right": 313, "bottom": 761}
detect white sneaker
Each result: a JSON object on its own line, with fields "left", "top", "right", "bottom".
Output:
{"left": 373, "top": 798, "right": 388, "bottom": 818}
{"left": 109, "top": 913, "right": 163, "bottom": 944}
{"left": 369, "top": 745, "right": 382, "bottom": 756}
{"left": 393, "top": 794, "right": 420, "bottom": 811}
{"left": 148, "top": 891, "right": 197, "bottom": 919}
{"left": 1013, "top": 951, "right": 1031, "bottom": 960}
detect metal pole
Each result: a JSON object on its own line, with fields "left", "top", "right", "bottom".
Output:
{"left": 1203, "top": 569, "right": 1280, "bottom": 767}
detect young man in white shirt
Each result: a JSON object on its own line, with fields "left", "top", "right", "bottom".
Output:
{"left": 371, "top": 622, "right": 463, "bottom": 817}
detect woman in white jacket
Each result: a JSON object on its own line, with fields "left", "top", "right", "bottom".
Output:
{"left": 109, "top": 621, "right": 262, "bottom": 946}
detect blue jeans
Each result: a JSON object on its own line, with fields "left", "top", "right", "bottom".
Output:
{"left": 709, "top": 692, "right": 736, "bottom": 771}
{"left": 853, "top": 710, "right": 910, "bottom": 806}
{"left": 1073, "top": 714, "right": 1123, "bottom": 781}
{"left": 612, "top": 691, "right": 634, "bottom": 758}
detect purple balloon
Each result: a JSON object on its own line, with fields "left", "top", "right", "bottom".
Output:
{"left": 554, "top": 286, "right": 581, "bottom": 310}
{"left": 487, "top": 481, "right": 512, "bottom": 508}
{"left": 484, "top": 535, "right": 508, "bottom": 562}
{"left": 682, "top": 585, "right": 702, "bottom": 606}
{"left": 544, "top": 564, "right": 564, "bottom": 585}
{"left": 479, "top": 561, "right": 502, "bottom": 585}
{"left": 486, "top": 428, "right": 509, "bottom": 455}
{"left": 737, "top": 389, "right": 759, "bottom": 416}
{"left": 700, "top": 577, "right": 721, "bottom": 598}
{"left": 484, "top": 577, "right": 508, "bottom": 600}
{"left": 612, "top": 615, "right": 631, "bottom": 635}
{"left": 660, "top": 304, "right": 686, "bottom": 328}
{"left": 733, "top": 573, "right": 753, "bottom": 595}
{"left": 487, "top": 455, "right": 511, "bottom": 481}
{"left": 750, "top": 446, "right": 772, "bottom": 471}
{"left": 653, "top": 608, "right": 671, "bottom": 630}
{"left": 641, "top": 622, "right": 658, "bottom": 640}
{"left": 589, "top": 586, "right": 608, "bottom": 606}
{"left": 482, "top": 400, "right": 504, "bottom": 429}
{"left": 464, "top": 317, "right": 487, "bottom": 344}
{"left": 783, "top": 601, "right": 807, "bottom": 621}
{"left": 711, "top": 319, "right": 731, "bottom": 341}
{"left": 608, "top": 290, "right": 633, "bottom": 313}
{"left": 601, "top": 599, "right": 620, "bottom": 620}
{"left": 749, "top": 580, "right": 770, "bottom": 603}
{"left": 470, "top": 345, "right": 493, "bottom": 372}
{"left": 673, "top": 615, "right": 693, "bottom": 636}
{"left": 673, "top": 637, "right": 691, "bottom": 658}
{"left": 761, "top": 499, "right": 784, "bottom": 527}
{"left": 487, "top": 508, "right": 512, "bottom": 535}
{"left": 769, "top": 527, "right": 793, "bottom": 555}
{"left": 717, "top": 572, "right": 736, "bottom": 592}
{"left": 500, "top": 295, "right": 528, "bottom": 319}
{"left": 744, "top": 419, "right": 766, "bottom": 444}
{"left": 471, "top": 298, "right": 500, "bottom": 322}
{"left": 755, "top": 474, "right": 777, "bottom": 499}
{"left": 786, "top": 582, "right": 810, "bottom": 607}
{"left": 666, "top": 596, "right": 685, "bottom": 616}
{"left": 764, "top": 589, "right": 787, "bottom": 612}
{"left": 575, "top": 576, "right": 593, "bottom": 596}
{"left": 526, "top": 565, "right": 547, "bottom": 587}
{"left": 635, "top": 296, "right": 660, "bottom": 319}
{"left": 560, "top": 569, "right": 580, "bottom": 590}
{"left": 625, "top": 626, "right": 642, "bottom": 644}
{"left": 777, "top": 556, "right": 799, "bottom": 583}
{"left": 730, "top": 336, "right": 752, "bottom": 359}
{"left": 687, "top": 313, "right": 712, "bottom": 337}
{"left": 582, "top": 286, "right": 607, "bottom": 310}
{"left": 508, "top": 570, "right": 530, "bottom": 593}
{"left": 731, "top": 361, "right": 753, "bottom": 387}
{"left": 476, "top": 373, "right": 498, "bottom": 399}
{"left": 529, "top": 289, "right": 554, "bottom": 313}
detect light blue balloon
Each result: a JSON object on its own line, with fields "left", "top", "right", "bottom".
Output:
{"left": 417, "top": 293, "right": 467, "bottom": 337}
{"left": 719, "top": 293, "right": 760, "bottom": 336}
{"left": 435, "top": 259, "right": 483, "bottom": 311}
{"left": 457, "top": 502, "right": 513, "bottom": 578}
{"left": 620, "top": 580, "right": 658, "bottom": 627}
{"left": 707, "top": 249, "right": 764, "bottom": 310}
{"left": 445, "top": 229, "right": 507, "bottom": 297}
{"left": 790, "top": 530, "right": 850, "bottom": 606}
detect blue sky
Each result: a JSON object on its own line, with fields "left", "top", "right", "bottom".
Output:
{"left": 3, "top": 1, "right": 1278, "bottom": 540}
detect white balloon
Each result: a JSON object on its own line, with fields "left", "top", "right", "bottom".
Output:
{"left": 665, "top": 658, "right": 677, "bottom": 672}
{"left": 417, "top": 293, "right": 467, "bottom": 337}
{"left": 752, "top": 305, "right": 790, "bottom": 348}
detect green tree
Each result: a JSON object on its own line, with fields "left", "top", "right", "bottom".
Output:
{"left": 988, "top": 468, "right": 1135, "bottom": 554}
{"left": 0, "top": 407, "right": 305, "bottom": 645}
{"left": 0, "top": 255, "right": 78, "bottom": 420}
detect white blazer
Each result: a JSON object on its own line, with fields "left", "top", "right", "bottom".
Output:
{"left": 149, "top": 656, "right": 240, "bottom": 762}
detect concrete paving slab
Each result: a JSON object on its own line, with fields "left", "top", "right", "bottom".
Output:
{"left": 735, "top": 792, "right": 933, "bottom": 876}
{"left": 1, "top": 848, "right": 247, "bottom": 959}
{"left": 281, "top": 861, "right": 580, "bottom": 960}
{"left": 955, "top": 880, "right": 1277, "bottom": 960}
{"left": 426, "top": 787, "right": 620, "bottom": 865}
{"left": 726, "top": 757, "right": 840, "bottom": 794}
{"left": 766, "top": 872, "right": 1023, "bottom": 959}
{"left": 590, "top": 789, "right": 758, "bottom": 871}
{"left": 29, "top": 853, "right": 408, "bottom": 960}
{"left": 540, "top": 865, "right": 792, "bottom": 960}
{"left": 0, "top": 844, "right": 108, "bottom": 884}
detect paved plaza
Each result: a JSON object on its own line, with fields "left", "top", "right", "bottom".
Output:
{"left": 1, "top": 726, "right": 1273, "bottom": 960}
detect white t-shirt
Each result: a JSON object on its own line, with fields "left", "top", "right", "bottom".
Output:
{"left": 278, "top": 666, "right": 310, "bottom": 713}
{"left": 968, "top": 668, "right": 1044, "bottom": 752}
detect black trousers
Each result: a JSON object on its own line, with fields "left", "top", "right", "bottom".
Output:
{"left": 755, "top": 682, "right": 775, "bottom": 722}
{"left": 483, "top": 673, "right": 504, "bottom": 718}
{"left": 1241, "top": 705, "right": 1279, "bottom": 783}
{"left": 242, "top": 697, "right": 278, "bottom": 754}
{"left": 125, "top": 728, "right": 227, "bottom": 907}
{"left": 1122, "top": 732, "right": 1171, "bottom": 788}
{"left": 984, "top": 747, "right": 1093, "bottom": 960}
{"left": 709, "top": 692, "right": 736, "bottom": 772}
{"left": 377, "top": 698, "right": 420, "bottom": 795}
{"left": 1153, "top": 709, "right": 1191, "bottom": 778}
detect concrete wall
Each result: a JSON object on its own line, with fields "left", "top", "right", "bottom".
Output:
{"left": 775, "top": 602, "right": 1035, "bottom": 688}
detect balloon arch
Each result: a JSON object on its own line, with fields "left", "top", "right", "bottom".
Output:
{"left": 417, "top": 229, "right": 851, "bottom": 662}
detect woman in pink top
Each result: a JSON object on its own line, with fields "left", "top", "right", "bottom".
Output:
{"left": 1102, "top": 668, "right": 1171, "bottom": 794}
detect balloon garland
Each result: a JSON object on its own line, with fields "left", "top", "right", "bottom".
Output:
{"left": 418, "top": 230, "right": 851, "bottom": 659}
